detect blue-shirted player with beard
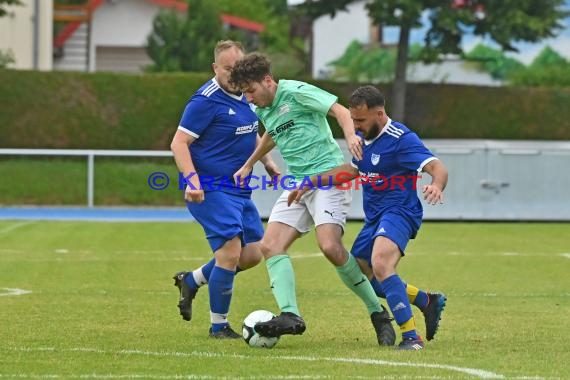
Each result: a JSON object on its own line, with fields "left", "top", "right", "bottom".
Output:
{"left": 289, "top": 85, "right": 448, "bottom": 350}
{"left": 170, "top": 40, "right": 279, "bottom": 339}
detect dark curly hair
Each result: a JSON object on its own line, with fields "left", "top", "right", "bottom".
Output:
{"left": 230, "top": 53, "right": 272, "bottom": 90}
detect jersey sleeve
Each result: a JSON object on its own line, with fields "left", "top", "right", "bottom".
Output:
{"left": 397, "top": 132, "right": 437, "bottom": 172}
{"left": 178, "top": 96, "right": 216, "bottom": 138}
{"left": 292, "top": 82, "right": 338, "bottom": 114}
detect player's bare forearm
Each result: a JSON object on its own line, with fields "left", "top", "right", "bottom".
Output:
{"left": 171, "top": 130, "right": 204, "bottom": 202}
{"left": 170, "top": 131, "right": 197, "bottom": 177}
{"left": 421, "top": 159, "right": 448, "bottom": 205}
{"left": 423, "top": 159, "right": 448, "bottom": 191}
{"left": 328, "top": 103, "right": 362, "bottom": 160}
{"left": 257, "top": 134, "right": 277, "bottom": 168}
{"left": 245, "top": 132, "right": 275, "bottom": 168}
{"left": 315, "top": 164, "right": 359, "bottom": 187}
{"left": 234, "top": 132, "right": 276, "bottom": 187}
{"left": 288, "top": 164, "right": 358, "bottom": 206}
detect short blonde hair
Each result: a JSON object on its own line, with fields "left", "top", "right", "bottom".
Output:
{"left": 214, "top": 40, "right": 244, "bottom": 60}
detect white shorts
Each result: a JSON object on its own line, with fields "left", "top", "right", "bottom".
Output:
{"left": 268, "top": 187, "right": 352, "bottom": 234}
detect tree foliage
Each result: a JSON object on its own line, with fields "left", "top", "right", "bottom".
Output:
{"left": 145, "top": 0, "right": 306, "bottom": 73}
{"left": 146, "top": 0, "right": 223, "bottom": 72}
{"left": 464, "top": 44, "right": 525, "bottom": 80}
{"left": 329, "top": 40, "right": 397, "bottom": 82}
{"left": 298, "top": 0, "right": 569, "bottom": 119}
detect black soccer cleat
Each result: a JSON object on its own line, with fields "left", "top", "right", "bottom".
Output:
{"left": 422, "top": 292, "right": 447, "bottom": 341}
{"left": 397, "top": 336, "right": 425, "bottom": 350}
{"left": 371, "top": 309, "right": 396, "bottom": 346}
{"left": 172, "top": 271, "right": 198, "bottom": 321}
{"left": 209, "top": 325, "right": 241, "bottom": 339}
{"left": 254, "top": 312, "right": 306, "bottom": 338}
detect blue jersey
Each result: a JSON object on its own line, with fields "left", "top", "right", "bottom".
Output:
{"left": 178, "top": 78, "right": 259, "bottom": 197}
{"left": 351, "top": 119, "right": 437, "bottom": 222}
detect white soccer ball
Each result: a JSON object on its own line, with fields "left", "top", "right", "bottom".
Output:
{"left": 242, "top": 309, "right": 280, "bottom": 348}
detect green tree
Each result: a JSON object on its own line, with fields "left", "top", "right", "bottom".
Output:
{"left": 298, "top": 0, "right": 569, "bottom": 120}
{"left": 509, "top": 46, "right": 570, "bottom": 87}
{"left": 146, "top": 0, "right": 223, "bottom": 72}
{"left": 464, "top": 44, "right": 524, "bottom": 80}
{"left": 530, "top": 46, "right": 568, "bottom": 68}
{"left": 329, "top": 40, "right": 397, "bottom": 82}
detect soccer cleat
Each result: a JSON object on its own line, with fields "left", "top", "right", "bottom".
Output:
{"left": 208, "top": 325, "right": 241, "bottom": 339}
{"left": 397, "top": 336, "right": 425, "bottom": 350}
{"left": 172, "top": 271, "right": 198, "bottom": 321}
{"left": 422, "top": 292, "right": 447, "bottom": 341}
{"left": 371, "top": 309, "right": 396, "bottom": 346}
{"left": 254, "top": 312, "right": 306, "bottom": 338}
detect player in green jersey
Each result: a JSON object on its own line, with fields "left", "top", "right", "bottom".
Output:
{"left": 230, "top": 53, "right": 396, "bottom": 346}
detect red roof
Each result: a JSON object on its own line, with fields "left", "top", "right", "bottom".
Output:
{"left": 54, "top": 0, "right": 265, "bottom": 49}
{"left": 148, "top": 0, "right": 265, "bottom": 32}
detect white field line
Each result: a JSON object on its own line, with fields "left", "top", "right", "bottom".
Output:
{"left": 0, "top": 221, "right": 35, "bottom": 235}
{"left": 0, "top": 288, "right": 32, "bottom": 297}
{"left": 561, "top": 253, "right": 570, "bottom": 259}
{"left": 0, "top": 375, "right": 454, "bottom": 380}
{"left": 6, "top": 346, "right": 505, "bottom": 379}
{"left": 290, "top": 252, "right": 323, "bottom": 259}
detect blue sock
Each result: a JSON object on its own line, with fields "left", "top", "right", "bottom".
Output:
{"left": 413, "top": 288, "right": 429, "bottom": 311}
{"left": 209, "top": 266, "right": 235, "bottom": 333}
{"left": 381, "top": 274, "right": 418, "bottom": 340}
{"left": 185, "top": 258, "right": 216, "bottom": 289}
{"left": 370, "top": 277, "right": 386, "bottom": 298}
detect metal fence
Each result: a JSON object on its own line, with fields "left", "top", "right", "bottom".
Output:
{"left": 2, "top": 139, "right": 570, "bottom": 221}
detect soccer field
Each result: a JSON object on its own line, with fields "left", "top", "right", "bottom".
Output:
{"left": 1, "top": 221, "right": 569, "bottom": 379}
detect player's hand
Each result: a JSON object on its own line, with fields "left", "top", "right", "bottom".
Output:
{"left": 287, "top": 186, "right": 310, "bottom": 206}
{"left": 347, "top": 135, "right": 363, "bottom": 161}
{"left": 234, "top": 164, "right": 253, "bottom": 188}
{"left": 185, "top": 186, "right": 204, "bottom": 203}
{"left": 422, "top": 184, "right": 444, "bottom": 205}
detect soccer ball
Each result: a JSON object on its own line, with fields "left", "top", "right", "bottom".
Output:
{"left": 242, "top": 310, "right": 280, "bottom": 348}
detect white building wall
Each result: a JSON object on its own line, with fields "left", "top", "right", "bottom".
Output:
{"left": 312, "top": 1, "right": 370, "bottom": 78}
{"left": 89, "top": 0, "right": 162, "bottom": 71}
{"left": 0, "top": 0, "right": 52, "bottom": 70}
{"left": 92, "top": 0, "right": 159, "bottom": 46}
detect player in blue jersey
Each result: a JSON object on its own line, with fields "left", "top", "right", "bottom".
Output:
{"left": 170, "top": 40, "right": 279, "bottom": 339}
{"left": 289, "top": 85, "right": 448, "bottom": 350}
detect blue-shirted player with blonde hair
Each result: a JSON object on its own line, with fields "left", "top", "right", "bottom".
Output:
{"left": 290, "top": 85, "right": 448, "bottom": 350}
{"left": 170, "top": 40, "right": 279, "bottom": 339}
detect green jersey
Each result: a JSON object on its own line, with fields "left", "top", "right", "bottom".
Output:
{"left": 256, "top": 80, "right": 344, "bottom": 180}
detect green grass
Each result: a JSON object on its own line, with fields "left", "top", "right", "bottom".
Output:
{"left": 0, "top": 157, "right": 181, "bottom": 206}
{"left": 1, "top": 221, "right": 569, "bottom": 379}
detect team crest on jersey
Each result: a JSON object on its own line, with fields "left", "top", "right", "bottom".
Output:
{"left": 278, "top": 103, "right": 290, "bottom": 116}
{"left": 371, "top": 153, "right": 381, "bottom": 165}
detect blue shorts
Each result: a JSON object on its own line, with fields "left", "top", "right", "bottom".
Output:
{"left": 186, "top": 191, "right": 264, "bottom": 252}
{"left": 351, "top": 211, "right": 421, "bottom": 267}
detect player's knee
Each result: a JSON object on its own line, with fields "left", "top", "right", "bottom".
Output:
{"left": 259, "top": 239, "right": 280, "bottom": 258}
{"left": 371, "top": 254, "right": 389, "bottom": 277}
{"left": 318, "top": 241, "right": 347, "bottom": 265}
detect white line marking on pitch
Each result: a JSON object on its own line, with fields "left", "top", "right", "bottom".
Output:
{"left": 0, "top": 221, "right": 35, "bottom": 235}
{"left": 8, "top": 346, "right": 505, "bottom": 379}
{"left": 290, "top": 252, "right": 322, "bottom": 259}
{"left": 0, "top": 288, "right": 32, "bottom": 297}
{"left": 561, "top": 253, "right": 570, "bottom": 259}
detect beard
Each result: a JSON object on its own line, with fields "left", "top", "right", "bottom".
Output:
{"left": 363, "top": 121, "right": 381, "bottom": 140}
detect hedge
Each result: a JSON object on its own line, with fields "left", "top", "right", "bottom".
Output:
{"left": 1, "top": 69, "right": 569, "bottom": 150}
